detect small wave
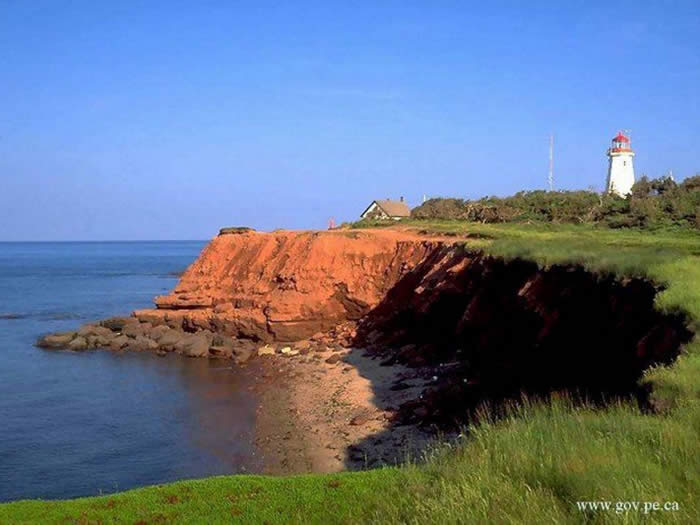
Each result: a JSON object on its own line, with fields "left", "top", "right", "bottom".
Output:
{"left": 0, "top": 313, "right": 28, "bottom": 320}
{"left": 39, "top": 313, "right": 85, "bottom": 321}
{"left": 0, "top": 311, "right": 85, "bottom": 321}
{"left": 99, "top": 271, "right": 184, "bottom": 279}
{"left": 159, "top": 271, "right": 184, "bottom": 278}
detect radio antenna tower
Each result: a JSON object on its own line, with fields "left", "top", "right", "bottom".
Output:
{"left": 548, "top": 133, "right": 554, "bottom": 191}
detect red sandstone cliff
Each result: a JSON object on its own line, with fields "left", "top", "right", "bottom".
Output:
{"left": 53, "top": 227, "right": 690, "bottom": 420}
{"left": 134, "top": 229, "right": 454, "bottom": 341}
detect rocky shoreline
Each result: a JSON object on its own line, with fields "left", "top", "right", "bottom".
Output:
{"left": 37, "top": 315, "right": 441, "bottom": 474}
{"left": 36, "top": 316, "right": 359, "bottom": 363}
{"left": 37, "top": 316, "right": 256, "bottom": 363}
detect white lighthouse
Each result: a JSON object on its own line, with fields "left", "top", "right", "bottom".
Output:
{"left": 606, "top": 131, "right": 635, "bottom": 196}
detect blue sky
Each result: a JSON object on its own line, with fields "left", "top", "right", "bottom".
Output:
{"left": 1, "top": 1, "right": 698, "bottom": 240}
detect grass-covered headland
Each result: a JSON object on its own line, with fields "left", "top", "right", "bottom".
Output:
{"left": 2, "top": 221, "right": 699, "bottom": 524}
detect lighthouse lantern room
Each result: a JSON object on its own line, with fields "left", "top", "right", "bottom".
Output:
{"left": 606, "top": 130, "right": 635, "bottom": 197}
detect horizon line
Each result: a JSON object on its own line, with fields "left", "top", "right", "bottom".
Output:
{"left": 0, "top": 239, "right": 210, "bottom": 243}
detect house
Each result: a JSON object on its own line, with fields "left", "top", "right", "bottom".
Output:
{"left": 360, "top": 197, "right": 411, "bottom": 220}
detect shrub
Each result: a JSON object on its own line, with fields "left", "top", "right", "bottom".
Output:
{"left": 411, "top": 175, "right": 700, "bottom": 230}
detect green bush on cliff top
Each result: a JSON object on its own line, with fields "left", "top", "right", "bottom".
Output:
{"left": 410, "top": 175, "right": 700, "bottom": 230}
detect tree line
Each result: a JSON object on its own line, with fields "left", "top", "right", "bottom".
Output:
{"left": 410, "top": 175, "right": 700, "bottom": 229}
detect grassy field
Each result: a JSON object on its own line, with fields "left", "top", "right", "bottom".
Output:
{"left": 2, "top": 221, "right": 699, "bottom": 524}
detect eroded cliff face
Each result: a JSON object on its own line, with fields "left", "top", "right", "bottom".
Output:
{"left": 134, "top": 230, "right": 454, "bottom": 341}
{"left": 133, "top": 228, "right": 691, "bottom": 413}
{"left": 354, "top": 253, "right": 692, "bottom": 423}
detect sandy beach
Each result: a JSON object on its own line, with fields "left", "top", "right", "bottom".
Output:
{"left": 252, "top": 343, "right": 440, "bottom": 475}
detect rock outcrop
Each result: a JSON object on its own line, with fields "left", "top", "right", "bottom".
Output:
{"left": 37, "top": 317, "right": 257, "bottom": 363}
{"left": 133, "top": 230, "right": 454, "bottom": 342}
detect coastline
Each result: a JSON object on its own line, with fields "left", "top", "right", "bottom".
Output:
{"left": 32, "top": 227, "right": 693, "bottom": 482}
{"left": 253, "top": 344, "right": 439, "bottom": 475}
{"left": 3, "top": 224, "right": 699, "bottom": 522}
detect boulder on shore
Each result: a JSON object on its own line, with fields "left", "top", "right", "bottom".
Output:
{"left": 109, "top": 335, "right": 130, "bottom": 351}
{"left": 158, "top": 330, "right": 185, "bottom": 351}
{"left": 123, "top": 322, "right": 152, "bottom": 339}
{"left": 128, "top": 335, "right": 159, "bottom": 352}
{"left": 209, "top": 345, "right": 233, "bottom": 358}
{"left": 100, "top": 317, "right": 137, "bottom": 332}
{"left": 36, "top": 332, "right": 77, "bottom": 348}
{"left": 86, "top": 334, "right": 113, "bottom": 348}
{"left": 231, "top": 342, "right": 254, "bottom": 364}
{"left": 179, "top": 334, "right": 210, "bottom": 357}
{"left": 78, "top": 324, "right": 114, "bottom": 338}
{"left": 149, "top": 325, "right": 172, "bottom": 342}
{"left": 68, "top": 336, "right": 88, "bottom": 351}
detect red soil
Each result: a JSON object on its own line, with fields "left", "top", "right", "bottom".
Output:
{"left": 134, "top": 229, "right": 455, "bottom": 341}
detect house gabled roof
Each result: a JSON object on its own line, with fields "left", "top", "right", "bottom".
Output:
{"left": 376, "top": 200, "right": 411, "bottom": 217}
{"left": 361, "top": 199, "right": 411, "bottom": 218}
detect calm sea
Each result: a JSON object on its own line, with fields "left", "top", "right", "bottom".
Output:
{"left": 0, "top": 242, "right": 263, "bottom": 502}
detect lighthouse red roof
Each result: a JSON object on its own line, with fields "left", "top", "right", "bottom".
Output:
{"left": 613, "top": 132, "right": 630, "bottom": 143}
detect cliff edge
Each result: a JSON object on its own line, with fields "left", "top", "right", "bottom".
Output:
{"left": 134, "top": 229, "right": 453, "bottom": 341}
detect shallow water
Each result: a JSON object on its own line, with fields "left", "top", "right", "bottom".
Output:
{"left": 0, "top": 242, "right": 263, "bottom": 502}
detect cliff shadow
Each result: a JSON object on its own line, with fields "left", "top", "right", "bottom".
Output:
{"left": 340, "top": 252, "right": 693, "bottom": 469}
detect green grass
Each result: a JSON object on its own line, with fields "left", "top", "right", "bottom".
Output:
{"left": 3, "top": 221, "right": 699, "bottom": 524}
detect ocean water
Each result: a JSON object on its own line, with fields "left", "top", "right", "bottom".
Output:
{"left": 0, "top": 242, "right": 263, "bottom": 502}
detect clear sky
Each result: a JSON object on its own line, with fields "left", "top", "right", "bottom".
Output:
{"left": 1, "top": 1, "right": 698, "bottom": 240}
